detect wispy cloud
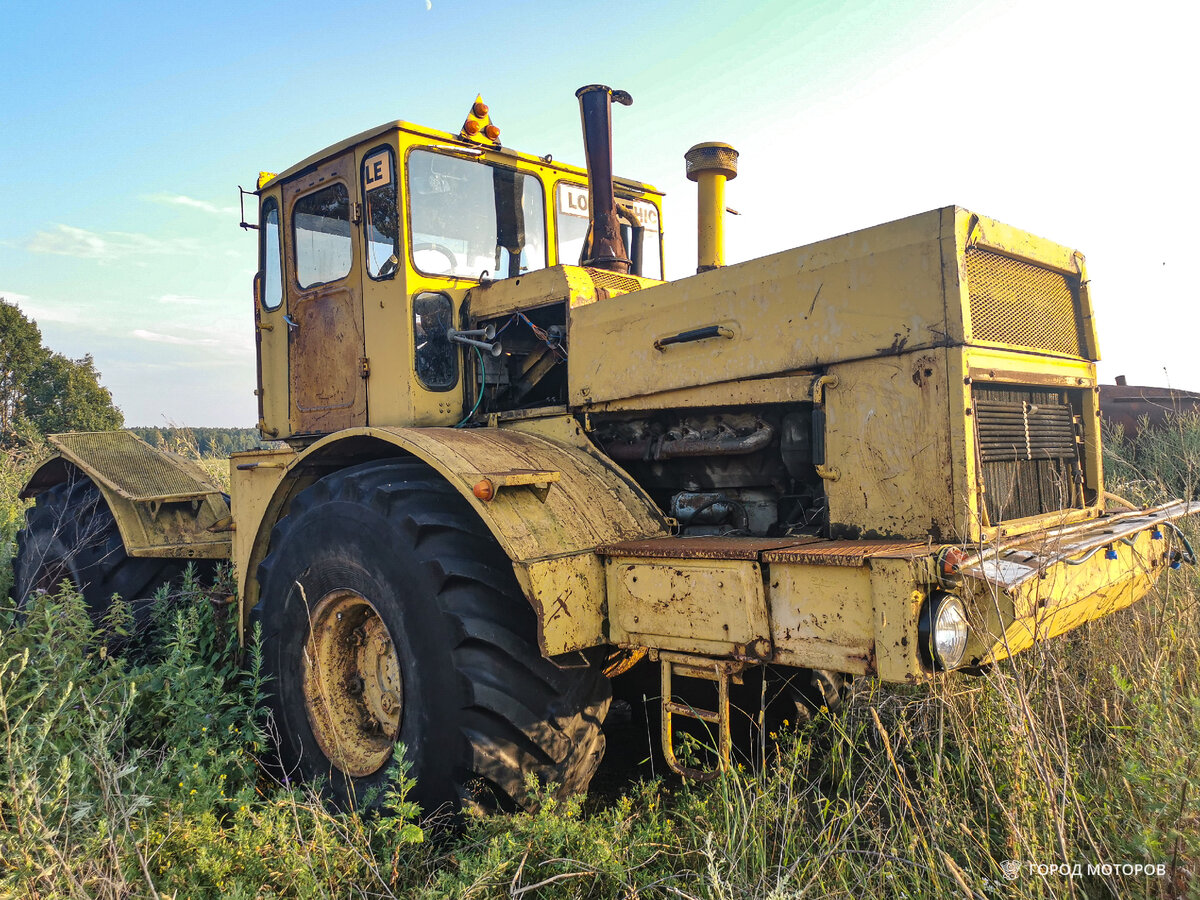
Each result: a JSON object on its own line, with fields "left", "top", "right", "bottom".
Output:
{"left": 131, "top": 317, "right": 254, "bottom": 354}
{"left": 156, "top": 293, "right": 207, "bottom": 305}
{"left": 27, "top": 224, "right": 205, "bottom": 262}
{"left": 144, "top": 193, "right": 237, "bottom": 215}
{"left": 0, "top": 289, "right": 82, "bottom": 324}
{"left": 131, "top": 328, "right": 223, "bottom": 347}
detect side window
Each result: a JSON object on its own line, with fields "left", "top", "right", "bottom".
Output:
{"left": 293, "top": 183, "right": 352, "bottom": 289}
{"left": 261, "top": 198, "right": 282, "bottom": 309}
{"left": 413, "top": 291, "right": 457, "bottom": 390}
{"left": 363, "top": 147, "right": 399, "bottom": 279}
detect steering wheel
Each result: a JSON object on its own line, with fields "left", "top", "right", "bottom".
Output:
{"left": 412, "top": 242, "right": 459, "bottom": 274}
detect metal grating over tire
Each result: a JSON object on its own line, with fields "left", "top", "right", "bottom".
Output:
{"left": 49, "top": 431, "right": 217, "bottom": 502}
{"left": 966, "top": 249, "right": 1082, "bottom": 356}
{"left": 974, "top": 386, "right": 1083, "bottom": 524}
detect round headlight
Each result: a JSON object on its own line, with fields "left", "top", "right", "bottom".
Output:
{"left": 919, "top": 592, "right": 969, "bottom": 670}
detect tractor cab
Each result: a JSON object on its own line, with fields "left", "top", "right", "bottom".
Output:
{"left": 251, "top": 95, "right": 664, "bottom": 442}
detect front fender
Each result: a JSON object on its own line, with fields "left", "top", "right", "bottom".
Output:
{"left": 233, "top": 417, "right": 667, "bottom": 655}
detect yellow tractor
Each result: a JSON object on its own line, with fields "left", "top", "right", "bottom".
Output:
{"left": 13, "top": 85, "right": 1197, "bottom": 812}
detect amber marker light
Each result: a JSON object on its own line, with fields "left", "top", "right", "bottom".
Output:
{"left": 484, "top": 124, "right": 500, "bottom": 141}
{"left": 473, "top": 101, "right": 489, "bottom": 117}
{"left": 473, "top": 479, "right": 495, "bottom": 501}
{"left": 463, "top": 119, "right": 481, "bottom": 135}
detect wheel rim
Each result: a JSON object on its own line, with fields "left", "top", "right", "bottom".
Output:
{"left": 302, "top": 589, "right": 404, "bottom": 777}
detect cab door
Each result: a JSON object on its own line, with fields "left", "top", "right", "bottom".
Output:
{"left": 282, "top": 151, "right": 367, "bottom": 435}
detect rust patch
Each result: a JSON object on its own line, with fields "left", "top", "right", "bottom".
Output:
{"left": 911, "top": 354, "right": 938, "bottom": 387}
{"left": 598, "top": 535, "right": 823, "bottom": 561}
{"left": 762, "top": 539, "right": 928, "bottom": 566}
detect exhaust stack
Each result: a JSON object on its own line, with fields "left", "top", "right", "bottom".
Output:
{"left": 575, "top": 84, "right": 633, "bottom": 274}
{"left": 685, "top": 142, "right": 739, "bottom": 273}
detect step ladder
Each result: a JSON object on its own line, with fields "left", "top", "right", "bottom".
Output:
{"left": 657, "top": 650, "right": 745, "bottom": 780}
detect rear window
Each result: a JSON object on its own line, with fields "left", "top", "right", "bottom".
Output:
{"left": 555, "top": 183, "right": 662, "bottom": 278}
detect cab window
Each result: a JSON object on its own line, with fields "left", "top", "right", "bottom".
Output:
{"left": 555, "top": 182, "right": 662, "bottom": 279}
{"left": 413, "top": 291, "right": 457, "bottom": 390}
{"left": 363, "top": 147, "right": 399, "bottom": 279}
{"left": 293, "top": 183, "right": 352, "bottom": 289}
{"left": 407, "top": 149, "right": 546, "bottom": 280}
{"left": 261, "top": 198, "right": 283, "bottom": 309}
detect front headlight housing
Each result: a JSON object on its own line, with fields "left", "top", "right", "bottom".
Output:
{"left": 918, "top": 591, "right": 969, "bottom": 671}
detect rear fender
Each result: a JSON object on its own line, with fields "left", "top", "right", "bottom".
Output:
{"left": 20, "top": 432, "right": 231, "bottom": 561}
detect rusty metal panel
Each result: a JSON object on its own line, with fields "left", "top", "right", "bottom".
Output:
{"left": 822, "top": 349, "right": 959, "bottom": 542}
{"left": 599, "top": 536, "right": 821, "bottom": 561}
{"left": 230, "top": 446, "right": 297, "bottom": 629}
{"left": 606, "top": 557, "right": 772, "bottom": 659}
{"left": 869, "top": 558, "right": 928, "bottom": 682}
{"left": 762, "top": 539, "right": 927, "bottom": 566}
{"left": 767, "top": 563, "right": 876, "bottom": 674}
{"left": 290, "top": 285, "right": 366, "bottom": 431}
{"left": 282, "top": 152, "right": 367, "bottom": 436}
{"left": 520, "top": 551, "right": 607, "bottom": 655}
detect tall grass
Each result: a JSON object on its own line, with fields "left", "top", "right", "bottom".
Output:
{"left": 0, "top": 421, "right": 1197, "bottom": 899}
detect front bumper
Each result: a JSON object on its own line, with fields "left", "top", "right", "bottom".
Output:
{"left": 952, "top": 500, "right": 1196, "bottom": 666}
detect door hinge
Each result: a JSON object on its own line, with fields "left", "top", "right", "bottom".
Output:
{"left": 359, "top": 357, "right": 370, "bottom": 379}
{"left": 351, "top": 201, "right": 362, "bottom": 224}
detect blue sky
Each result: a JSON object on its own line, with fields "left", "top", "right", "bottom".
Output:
{"left": 2, "top": 0, "right": 1195, "bottom": 425}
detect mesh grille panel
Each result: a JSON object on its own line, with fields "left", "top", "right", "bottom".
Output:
{"left": 586, "top": 268, "right": 643, "bottom": 295}
{"left": 51, "top": 432, "right": 214, "bottom": 501}
{"left": 966, "top": 249, "right": 1081, "bottom": 356}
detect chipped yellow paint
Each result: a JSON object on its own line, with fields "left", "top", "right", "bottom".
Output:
{"left": 606, "top": 557, "right": 772, "bottom": 659}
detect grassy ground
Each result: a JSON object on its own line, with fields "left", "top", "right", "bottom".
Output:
{"left": 0, "top": 422, "right": 1197, "bottom": 899}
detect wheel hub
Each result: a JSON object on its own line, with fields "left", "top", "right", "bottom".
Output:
{"left": 302, "top": 589, "right": 404, "bottom": 777}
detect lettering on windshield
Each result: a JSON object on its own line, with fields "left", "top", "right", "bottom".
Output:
{"left": 558, "top": 185, "right": 660, "bottom": 232}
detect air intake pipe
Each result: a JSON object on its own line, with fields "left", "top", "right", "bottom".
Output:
{"left": 685, "top": 142, "right": 739, "bottom": 273}
{"left": 575, "top": 84, "right": 632, "bottom": 274}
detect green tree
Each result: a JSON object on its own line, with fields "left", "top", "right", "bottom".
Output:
{"left": 0, "top": 299, "right": 49, "bottom": 436}
{"left": 0, "top": 297, "right": 123, "bottom": 442}
{"left": 23, "top": 353, "right": 123, "bottom": 435}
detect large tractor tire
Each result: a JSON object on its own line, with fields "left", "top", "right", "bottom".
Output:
{"left": 253, "top": 458, "right": 611, "bottom": 815}
{"left": 12, "top": 474, "right": 197, "bottom": 621}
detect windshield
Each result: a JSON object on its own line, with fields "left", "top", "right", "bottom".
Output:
{"left": 407, "top": 149, "right": 547, "bottom": 280}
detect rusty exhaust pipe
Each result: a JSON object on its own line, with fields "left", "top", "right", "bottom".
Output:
{"left": 575, "top": 84, "right": 632, "bottom": 274}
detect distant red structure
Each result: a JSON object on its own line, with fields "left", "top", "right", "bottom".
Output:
{"left": 1100, "top": 376, "right": 1200, "bottom": 437}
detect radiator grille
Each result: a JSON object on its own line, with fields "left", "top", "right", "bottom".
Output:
{"left": 974, "top": 387, "right": 1082, "bottom": 523}
{"left": 966, "top": 249, "right": 1081, "bottom": 356}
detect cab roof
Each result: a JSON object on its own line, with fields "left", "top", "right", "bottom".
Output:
{"left": 259, "top": 118, "right": 663, "bottom": 196}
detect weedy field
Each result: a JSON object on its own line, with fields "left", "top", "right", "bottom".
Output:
{"left": 0, "top": 422, "right": 1197, "bottom": 900}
